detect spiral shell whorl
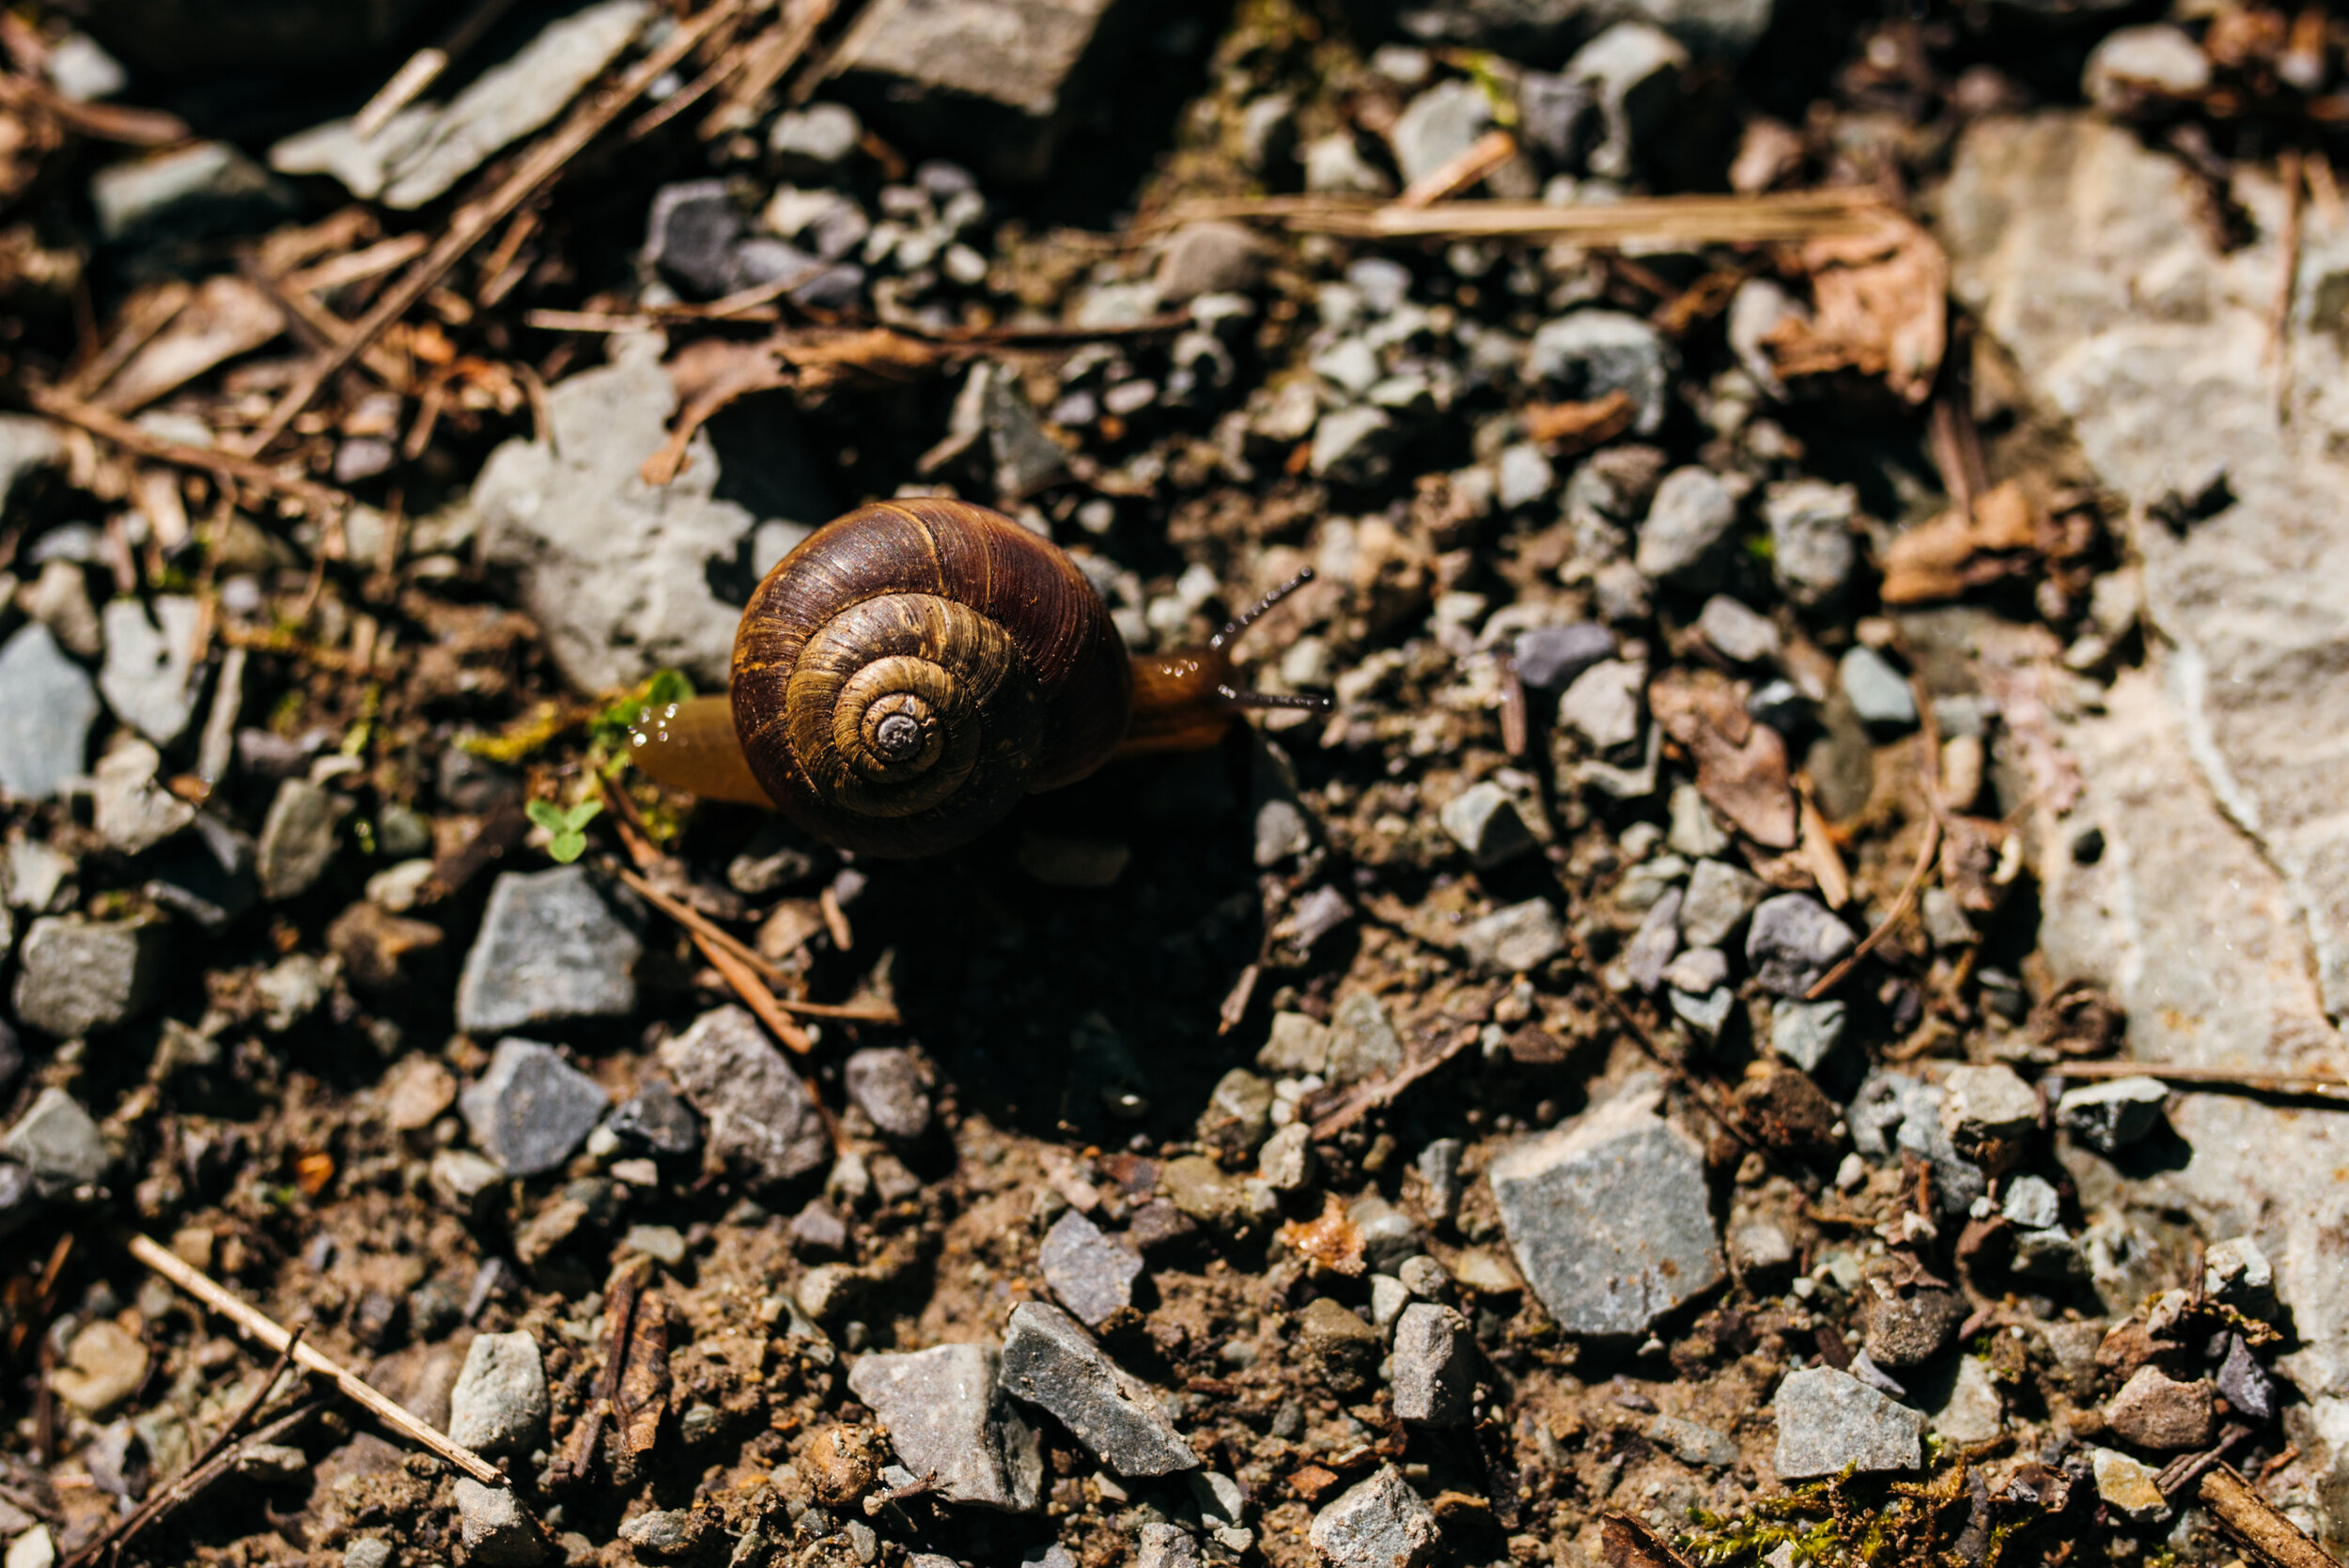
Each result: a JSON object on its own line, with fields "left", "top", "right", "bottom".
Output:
{"left": 731, "top": 500, "right": 1130, "bottom": 857}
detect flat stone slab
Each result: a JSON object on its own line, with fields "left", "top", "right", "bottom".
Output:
{"left": 1773, "top": 1365, "right": 1925, "bottom": 1480}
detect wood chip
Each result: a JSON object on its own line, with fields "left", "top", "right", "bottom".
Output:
{"left": 1880, "top": 479, "right": 2040, "bottom": 604}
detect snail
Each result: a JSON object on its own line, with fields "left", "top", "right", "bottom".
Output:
{"left": 629, "top": 497, "right": 1322, "bottom": 857}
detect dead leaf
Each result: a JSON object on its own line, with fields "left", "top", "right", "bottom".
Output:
{"left": 1602, "top": 1513, "right": 1699, "bottom": 1568}
{"left": 1762, "top": 210, "right": 1948, "bottom": 404}
{"left": 1879, "top": 479, "right": 2040, "bottom": 604}
{"left": 98, "top": 274, "right": 284, "bottom": 414}
{"left": 1523, "top": 389, "right": 1635, "bottom": 453}
{"left": 1648, "top": 669, "right": 1797, "bottom": 848}
{"left": 1278, "top": 1190, "right": 1365, "bottom": 1276}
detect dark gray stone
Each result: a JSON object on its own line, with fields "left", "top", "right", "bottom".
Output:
{"left": 3, "top": 1088, "right": 108, "bottom": 1193}
{"left": 659, "top": 1006, "right": 831, "bottom": 1187}
{"left": 1526, "top": 310, "right": 1672, "bottom": 435}
{"left": 1846, "top": 1071, "right": 1986, "bottom": 1215}
{"left": 459, "top": 1040, "right": 611, "bottom": 1178}
{"left": 2056, "top": 1075, "right": 2169, "bottom": 1155}
{"left": 1439, "top": 782, "right": 1535, "bottom": 869}
{"left": 844, "top": 1048, "right": 932, "bottom": 1140}
{"left": 1488, "top": 1092, "right": 1723, "bottom": 1335}
{"left": 1153, "top": 222, "right": 1269, "bottom": 303}
{"left": 1417, "top": 1138, "right": 1465, "bottom": 1223}
{"left": 645, "top": 179, "right": 744, "bottom": 298}
{"left": 0, "top": 624, "right": 99, "bottom": 802}
{"left": 1513, "top": 623, "right": 1613, "bottom": 692}
{"left": 1307, "top": 1466, "right": 1439, "bottom": 1568}
{"left": 1514, "top": 70, "right": 1593, "bottom": 166}
{"left": 1567, "top": 22, "right": 1687, "bottom": 181}
{"left": 2217, "top": 1334, "right": 2276, "bottom": 1422}
{"left": 1635, "top": 466, "right": 1737, "bottom": 587}
{"left": 1773, "top": 1366, "right": 1924, "bottom": 1480}
{"left": 1326, "top": 992, "right": 1403, "bottom": 1086}
{"left": 255, "top": 779, "right": 351, "bottom": 901}
{"left": 790, "top": 1199, "right": 848, "bottom": 1254}
{"left": 847, "top": 1343, "right": 1042, "bottom": 1511}
{"left": 609, "top": 1079, "right": 700, "bottom": 1157}
{"left": 1136, "top": 1523, "right": 1202, "bottom": 1568}
{"left": 1745, "top": 894, "right": 1855, "bottom": 997}
{"left": 998, "top": 1301, "right": 1198, "bottom": 1477}
{"left": 12, "top": 913, "right": 164, "bottom": 1037}
{"left": 448, "top": 1331, "right": 549, "bottom": 1456}
{"left": 1039, "top": 1208, "right": 1142, "bottom": 1327}
{"left": 1390, "top": 1304, "right": 1474, "bottom": 1426}
{"left": 455, "top": 866, "right": 641, "bottom": 1033}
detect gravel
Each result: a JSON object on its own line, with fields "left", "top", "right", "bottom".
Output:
{"left": 1635, "top": 466, "right": 1737, "bottom": 587}
{"left": 447, "top": 1331, "right": 549, "bottom": 1457}
{"left": 1487, "top": 1092, "right": 1723, "bottom": 1335}
{"left": 1762, "top": 479, "right": 1859, "bottom": 608}
{"left": 1525, "top": 311, "right": 1672, "bottom": 435}
{"left": 659, "top": 1005, "right": 832, "bottom": 1187}
{"left": 1390, "top": 1304, "right": 1475, "bottom": 1426}
{"left": 1326, "top": 992, "right": 1403, "bottom": 1085}
{"left": 455, "top": 866, "right": 642, "bottom": 1033}
{"left": 3, "top": 1088, "right": 108, "bottom": 1193}
{"left": 96, "top": 596, "right": 202, "bottom": 746}
{"left": 843, "top": 1048, "right": 933, "bottom": 1140}
{"left": 452, "top": 1480, "right": 547, "bottom": 1566}
{"left": 1623, "top": 886, "right": 1681, "bottom": 993}
{"left": 1459, "top": 898, "right": 1565, "bottom": 972}
{"left": 998, "top": 1302, "right": 1198, "bottom": 1477}
{"left": 255, "top": 779, "right": 351, "bottom": 901}
{"left": 1308, "top": 1466, "right": 1439, "bottom": 1568}
{"left": 2056, "top": 1075, "right": 2170, "bottom": 1154}
{"left": 459, "top": 1040, "right": 611, "bottom": 1177}
{"left": 848, "top": 1343, "right": 1042, "bottom": 1512}
{"left": 11, "top": 914, "right": 165, "bottom": 1038}
{"left": 1558, "top": 658, "right": 1645, "bottom": 752}
{"left": 1513, "top": 623, "right": 1614, "bottom": 691}
{"left": 1439, "top": 781, "right": 1536, "bottom": 868}
{"left": 0, "top": 625, "right": 100, "bottom": 802}
{"left": 1773, "top": 1366, "right": 1926, "bottom": 1479}
{"left": 1038, "top": 1209, "right": 1143, "bottom": 1327}
{"left": 1678, "top": 859, "right": 1766, "bottom": 949}
{"left": 1389, "top": 79, "right": 1491, "bottom": 186}
{"left": 1745, "top": 894, "right": 1856, "bottom": 997}
{"left": 1696, "top": 595, "right": 1779, "bottom": 663}
{"left": 1839, "top": 645, "right": 1919, "bottom": 731}
{"left": 2105, "top": 1365, "right": 2214, "bottom": 1450}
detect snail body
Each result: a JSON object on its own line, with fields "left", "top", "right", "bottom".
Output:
{"left": 630, "top": 498, "right": 1307, "bottom": 857}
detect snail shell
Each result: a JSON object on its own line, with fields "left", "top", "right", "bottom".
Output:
{"left": 730, "top": 499, "right": 1131, "bottom": 857}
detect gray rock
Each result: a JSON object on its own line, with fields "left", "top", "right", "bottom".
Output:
{"left": 1846, "top": 1070, "right": 1985, "bottom": 1215}
{"left": 998, "top": 1301, "right": 1198, "bottom": 1477}
{"left": 1308, "top": 1466, "right": 1439, "bottom": 1568}
{"left": 1669, "top": 985, "right": 1735, "bottom": 1038}
{"left": 4, "top": 1088, "right": 108, "bottom": 1193}
{"left": 659, "top": 1005, "right": 831, "bottom": 1187}
{"left": 1137, "top": 1522, "right": 1202, "bottom": 1568}
{"left": 1649, "top": 1413, "right": 1738, "bottom": 1467}
{"left": 1526, "top": 311, "right": 1672, "bottom": 436}
{"left": 1153, "top": 222, "right": 1269, "bottom": 303}
{"left": 1326, "top": 992, "right": 1403, "bottom": 1085}
{"left": 1439, "top": 782, "right": 1535, "bottom": 868}
{"left": 642, "top": 179, "right": 742, "bottom": 297}
{"left": 1745, "top": 894, "right": 1855, "bottom": 997}
{"left": 1927, "top": 1356, "right": 2005, "bottom": 1446}
{"left": 1660, "top": 946, "right": 1727, "bottom": 994}
{"left": 12, "top": 914, "right": 164, "bottom": 1037}
{"left": 474, "top": 333, "right": 828, "bottom": 692}
{"left": 1697, "top": 596, "right": 1779, "bottom": 663}
{"left": 1496, "top": 442, "right": 1556, "bottom": 510}
{"left": 1312, "top": 405, "right": 1398, "bottom": 486}
{"left": 89, "top": 140, "right": 290, "bottom": 245}
{"left": 1254, "top": 799, "right": 1313, "bottom": 866}
{"left": 1351, "top": 1194, "right": 1422, "bottom": 1271}
{"left": 1839, "top": 646, "right": 1917, "bottom": 731}
{"left": 2002, "top": 1174, "right": 2062, "bottom": 1231}
{"left": 1558, "top": 658, "right": 1644, "bottom": 753}
{"left": 1770, "top": 998, "right": 1845, "bottom": 1073}
{"left": 2217, "top": 1334, "right": 2277, "bottom": 1422}
{"left": 609, "top": 1079, "right": 700, "bottom": 1157}
{"left": 1665, "top": 784, "right": 1729, "bottom": 859}
{"left": 452, "top": 1480, "right": 547, "bottom": 1566}
{"left": 2083, "top": 25, "right": 2210, "bottom": 115}
{"left": 1859, "top": 1263, "right": 1966, "bottom": 1368}
{"left": 1728, "top": 1217, "right": 1794, "bottom": 1283}
{"left": 270, "top": 2, "right": 648, "bottom": 210}
{"left": 1679, "top": 859, "right": 1766, "bottom": 950}
{"left": 1762, "top": 480, "right": 1858, "bottom": 610}
{"left": 1198, "top": 1067, "right": 1272, "bottom": 1155}
{"left": 1390, "top": 79, "right": 1491, "bottom": 187}
{"left": 1259, "top": 1124, "right": 1315, "bottom": 1191}
{"left": 1938, "top": 1064, "right": 2038, "bottom": 1172}
{"left": 96, "top": 597, "right": 202, "bottom": 746}
{"left": 447, "top": 1331, "right": 549, "bottom": 1456}
{"left": 1728, "top": 277, "right": 1799, "bottom": 397}
{"left": 1488, "top": 1091, "right": 1724, "bottom": 1335}
{"left": 0, "top": 414, "right": 62, "bottom": 510}
{"left": 45, "top": 32, "right": 125, "bottom": 101}
{"left": 1417, "top": 1139, "right": 1465, "bottom": 1222}
{"left": 455, "top": 866, "right": 641, "bottom": 1033}
{"left": 2204, "top": 1236, "right": 2275, "bottom": 1315}
{"left": 1303, "top": 132, "right": 1393, "bottom": 197}
{"left": 1040, "top": 1208, "right": 1142, "bottom": 1327}
{"left": 459, "top": 1040, "right": 611, "bottom": 1178}
{"left": 844, "top": 1048, "right": 931, "bottom": 1140}
{"left": 255, "top": 779, "right": 350, "bottom": 902}
{"left": 1513, "top": 623, "right": 1613, "bottom": 691}
{"left": 1636, "top": 466, "right": 1737, "bottom": 587}
{"left": 1258, "top": 1011, "right": 1331, "bottom": 1075}
{"left": 1773, "top": 1366, "right": 1925, "bottom": 1480}
{"left": 1565, "top": 22, "right": 1687, "bottom": 181}
{"left": 770, "top": 101, "right": 864, "bottom": 168}
{"left": 2056, "top": 1075, "right": 2169, "bottom": 1154}
{"left": 1623, "top": 885, "right": 1681, "bottom": 993}
{"left": 1460, "top": 898, "right": 1565, "bottom": 973}
{"left": 1390, "top": 1304, "right": 1474, "bottom": 1426}
{"left": 343, "top": 1540, "right": 393, "bottom": 1568}
{"left": 831, "top": 0, "right": 1146, "bottom": 183}
{"left": 1514, "top": 70, "right": 1593, "bottom": 165}
{"left": 1238, "top": 93, "right": 1297, "bottom": 174}
{"left": 0, "top": 625, "right": 99, "bottom": 802}
{"left": 92, "top": 740, "right": 194, "bottom": 855}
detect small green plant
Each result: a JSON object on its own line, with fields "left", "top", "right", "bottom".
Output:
{"left": 528, "top": 799, "right": 603, "bottom": 862}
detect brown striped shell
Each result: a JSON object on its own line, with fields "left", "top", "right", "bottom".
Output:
{"left": 730, "top": 499, "right": 1132, "bottom": 857}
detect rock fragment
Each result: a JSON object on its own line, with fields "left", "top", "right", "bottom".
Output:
{"left": 97, "top": 597, "right": 203, "bottom": 746}
{"left": 2056, "top": 1076, "right": 2169, "bottom": 1154}
{"left": 455, "top": 866, "right": 641, "bottom": 1033}
{"left": 1390, "top": 1305, "right": 1474, "bottom": 1426}
{"left": 1762, "top": 479, "right": 1858, "bottom": 609}
{"left": 255, "top": 779, "right": 351, "bottom": 901}
{"left": 2104, "top": 1365, "right": 2214, "bottom": 1451}
{"left": 12, "top": 914, "right": 164, "bottom": 1037}
{"left": 447, "top": 1332, "right": 549, "bottom": 1456}
{"left": 1526, "top": 311, "right": 1672, "bottom": 435}
{"left": 0, "top": 625, "right": 100, "bottom": 802}
{"left": 1460, "top": 899, "right": 1565, "bottom": 973}
{"left": 843, "top": 1048, "right": 932, "bottom": 1140}
{"left": 2091, "top": 1448, "right": 2168, "bottom": 1519}
{"left": 1635, "top": 466, "right": 1737, "bottom": 587}
{"left": 459, "top": 1040, "right": 611, "bottom": 1178}
{"left": 1770, "top": 998, "right": 1845, "bottom": 1074}
{"left": 1745, "top": 894, "right": 1855, "bottom": 997}
{"left": 1039, "top": 1209, "right": 1142, "bottom": 1328}
{"left": 1839, "top": 645, "right": 1918, "bottom": 731}
{"left": 1487, "top": 1093, "right": 1723, "bottom": 1335}
{"left": 452, "top": 1481, "right": 548, "bottom": 1566}
{"left": 1937, "top": 1064, "right": 2038, "bottom": 1174}
{"left": 1439, "top": 781, "right": 1535, "bottom": 868}
{"left": 659, "top": 1006, "right": 831, "bottom": 1187}
{"left": 1308, "top": 1466, "right": 1438, "bottom": 1568}
{"left": 4, "top": 1088, "right": 108, "bottom": 1192}
{"left": 998, "top": 1302, "right": 1197, "bottom": 1477}
{"left": 1773, "top": 1366, "right": 1925, "bottom": 1479}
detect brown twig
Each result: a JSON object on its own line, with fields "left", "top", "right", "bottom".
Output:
{"left": 563, "top": 1261, "right": 644, "bottom": 1482}
{"left": 611, "top": 864, "right": 899, "bottom": 1025}
{"left": 2271, "top": 147, "right": 2306, "bottom": 423}
{"left": 0, "top": 71, "right": 189, "bottom": 145}
{"left": 2200, "top": 1464, "right": 2340, "bottom": 1568}
{"left": 83, "top": 1398, "right": 325, "bottom": 1568}
{"left": 1805, "top": 670, "right": 1943, "bottom": 1000}
{"left": 1396, "top": 129, "right": 1519, "bottom": 208}
{"left": 2055, "top": 1060, "right": 2349, "bottom": 1104}
{"left": 696, "top": 0, "right": 835, "bottom": 139}
{"left": 26, "top": 388, "right": 351, "bottom": 516}
{"left": 2158, "top": 1421, "right": 2251, "bottom": 1498}
{"left": 240, "top": 0, "right": 744, "bottom": 456}
{"left": 1168, "top": 189, "right": 1891, "bottom": 244}
{"left": 1309, "top": 1026, "right": 1481, "bottom": 1141}
{"left": 350, "top": 0, "right": 523, "bottom": 139}
{"left": 124, "top": 1232, "right": 506, "bottom": 1484}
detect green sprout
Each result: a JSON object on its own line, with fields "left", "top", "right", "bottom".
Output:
{"left": 527, "top": 799, "right": 603, "bottom": 863}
